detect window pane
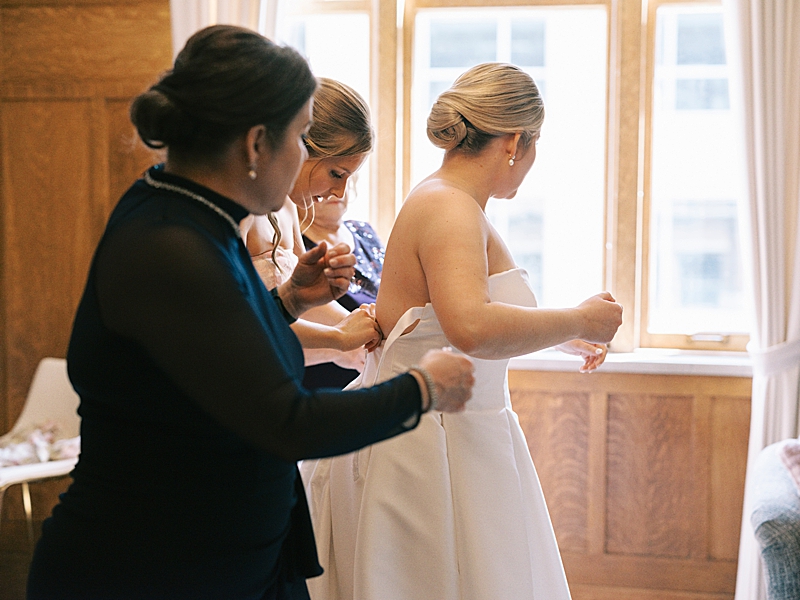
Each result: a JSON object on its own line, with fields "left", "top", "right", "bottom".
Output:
{"left": 413, "top": 8, "right": 607, "bottom": 308}
{"left": 677, "top": 13, "right": 726, "bottom": 65}
{"left": 274, "top": 12, "right": 372, "bottom": 222}
{"left": 430, "top": 20, "right": 496, "bottom": 67}
{"left": 511, "top": 20, "right": 545, "bottom": 67}
{"left": 648, "top": 6, "right": 749, "bottom": 336}
{"left": 676, "top": 78, "right": 729, "bottom": 110}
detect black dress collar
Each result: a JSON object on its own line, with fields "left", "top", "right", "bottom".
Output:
{"left": 147, "top": 164, "right": 250, "bottom": 226}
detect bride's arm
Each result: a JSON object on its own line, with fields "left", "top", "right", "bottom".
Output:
{"left": 410, "top": 189, "right": 622, "bottom": 361}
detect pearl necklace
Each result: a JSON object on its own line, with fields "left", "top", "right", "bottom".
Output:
{"left": 143, "top": 170, "right": 242, "bottom": 239}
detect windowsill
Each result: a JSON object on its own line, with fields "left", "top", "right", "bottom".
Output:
{"left": 509, "top": 348, "right": 752, "bottom": 377}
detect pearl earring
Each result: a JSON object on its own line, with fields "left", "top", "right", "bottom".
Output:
{"left": 248, "top": 167, "right": 257, "bottom": 180}
{"left": 508, "top": 155, "right": 516, "bottom": 167}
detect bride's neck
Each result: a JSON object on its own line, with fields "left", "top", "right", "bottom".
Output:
{"left": 437, "top": 156, "right": 491, "bottom": 210}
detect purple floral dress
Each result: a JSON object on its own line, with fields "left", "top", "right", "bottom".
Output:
{"left": 302, "top": 220, "right": 384, "bottom": 389}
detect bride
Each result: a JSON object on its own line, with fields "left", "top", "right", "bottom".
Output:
{"left": 302, "top": 62, "right": 623, "bottom": 600}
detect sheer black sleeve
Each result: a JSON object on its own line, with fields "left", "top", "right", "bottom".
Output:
{"left": 93, "top": 216, "right": 421, "bottom": 462}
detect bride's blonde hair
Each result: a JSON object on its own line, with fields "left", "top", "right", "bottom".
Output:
{"left": 427, "top": 63, "right": 544, "bottom": 155}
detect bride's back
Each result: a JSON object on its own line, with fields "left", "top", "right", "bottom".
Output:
{"left": 375, "top": 172, "right": 517, "bottom": 346}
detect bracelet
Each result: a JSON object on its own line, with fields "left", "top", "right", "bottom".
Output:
{"left": 410, "top": 366, "right": 439, "bottom": 413}
{"left": 269, "top": 287, "right": 297, "bottom": 324}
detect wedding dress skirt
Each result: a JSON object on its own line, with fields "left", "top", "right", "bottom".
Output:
{"left": 302, "top": 268, "right": 572, "bottom": 600}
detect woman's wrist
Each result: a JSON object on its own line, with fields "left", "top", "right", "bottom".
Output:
{"left": 276, "top": 281, "right": 304, "bottom": 319}
{"left": 270, "top": 287, "right": 298, "bottom": 324}
{"left": 408, "top": 367, "right": 438, "bottom": 413}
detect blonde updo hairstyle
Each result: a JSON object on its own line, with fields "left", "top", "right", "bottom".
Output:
{"left": 304, "top": 77, "right": 374, "bottom": 159}
{"left": 427, "top": 63, "right": 544, "bottom": 156}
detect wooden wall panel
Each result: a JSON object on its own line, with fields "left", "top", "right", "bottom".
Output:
{"left": 0, "top": 0, "right": 171, "bottom": 432}
{"left": 515, "top": 389, "right": 590, "bottom": 552}
{"left": 571, "top": 583, "right": 732, "bottom": 600}
{"left": 2, "top": 100, "right": 94, "bottom": 419}
{"left": 710, "top": 395, "right": 751, "bottom": 560}
{"left": 0, "top": 0, "right": 172, "bottom": 568}
{"left": 606, "top": 393, "right": 696, "bottom": 557}
{"left": 106, "top": 99, "right": 163, "bottom": 205}
{"left": 509, "top": 369, "right": 751, "bottom": 599}
{"left": 2, "top": 3, "right": 171, "bottom": 84}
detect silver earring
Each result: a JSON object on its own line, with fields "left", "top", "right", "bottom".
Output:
{"left": 248, "top": 167, "right": 257, "bottom": 180}
{"left": 509, "top": 156, "right": 516, "bottom": 167}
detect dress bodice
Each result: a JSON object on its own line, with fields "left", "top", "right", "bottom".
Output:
{"left": 364, "top": 268, "right": 537, "bottom": 412}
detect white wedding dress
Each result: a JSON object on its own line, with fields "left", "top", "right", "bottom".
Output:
{"left": 301, "top": 268, "right": 572, "bottom": 600}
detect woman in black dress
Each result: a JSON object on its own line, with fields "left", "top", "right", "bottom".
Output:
{"left": 25, "top": 25, "right": 473, "bottom": 600}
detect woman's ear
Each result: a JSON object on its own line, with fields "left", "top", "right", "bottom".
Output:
{"left": 504, "top": 132, "right": 523, "bottom": 160}
{"left": 245, "top": 125, "right": 269, "bottom": 169}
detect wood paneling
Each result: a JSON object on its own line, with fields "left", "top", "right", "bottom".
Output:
{"left": 509, "top": 369, "right": 751, "bottom": 599}
{"left": 107, "top": 99, "right": 164, "bottom": 209}
{"left": 0, "top": 0, "right": 171, "bottom": 431}
{"left": 0, "top": 0, "right": 171, "bottom": 577}
{"left": 515, "top": 389, "right": 591, "bottom": 552}
{"left": 710, "top": 395, "right": 751, "bottom": 560}
{"left": 2, "top": 100, "right": 95, "bottom": 419}
{"left": 2, "top": 3, "right": 170, "bottom": 84}
{"left": 571, "top": 583, "right": 733, "bottom": 600}
{"left": 607, "top": 393, "right": 696, "bottom": 558}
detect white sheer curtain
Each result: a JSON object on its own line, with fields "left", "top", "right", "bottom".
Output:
{"left": 724, "top": 0, "right": 800, "bottom": 599}
{"left": 169, "top": 0, "right": 278, "bottom": 58}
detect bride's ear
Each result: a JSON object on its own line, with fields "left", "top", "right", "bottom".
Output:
{"left": 504, "top": 132, "right": 523, "bottom": 159}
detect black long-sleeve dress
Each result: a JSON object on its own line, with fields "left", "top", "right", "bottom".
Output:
{"left": 26, "top": 165, "right": 422, "bottom": 600}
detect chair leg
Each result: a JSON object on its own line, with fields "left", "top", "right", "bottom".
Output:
{"left": 21, "top": 481, "right": 34, "bottom": 550}
{"left": 0, "top": 486, "right": 6, "bottom": 537}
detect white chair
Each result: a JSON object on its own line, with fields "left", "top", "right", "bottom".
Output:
{"left": 0, "top": 357, "right": 80, "bottom": 549}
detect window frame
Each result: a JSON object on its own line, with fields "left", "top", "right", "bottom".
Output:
{"left": 639, "top": 0, "right": 748, "bottom": 351}
{"left": 278, "top": 0, "right": 749, "bottom": 353}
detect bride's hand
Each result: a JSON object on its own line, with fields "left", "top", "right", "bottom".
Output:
{"left": 555, "top": 340, "right": 608, "bottom": 373}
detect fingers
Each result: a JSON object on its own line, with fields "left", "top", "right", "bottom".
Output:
{"left": 325, "top": 273, "right": 354, "bottom": 299}
{"left": 578, "top": 344, "right": 607, "bottom": 373}
{"left": 417, "top": 350, "right": 475, "bottom": 413}
{"left": 435, "top": 357, "right": 475, "bottom": 412}
{"left": 326, "top": 253, "right": 356, "bottom": 269}
{"left": 298, "top": 242, "right": 327, "bottom": 265}
{"left": 325, "top": 243, "right": 355, "bottom": 270}
{"left": 360, "top": 303, "right": 377, "bottom": 319}
{"left": 327, "top": 241, "right": 352, "bottom": 254}
{"left": 324, "top": 251, "right": 357, "bottom": 298}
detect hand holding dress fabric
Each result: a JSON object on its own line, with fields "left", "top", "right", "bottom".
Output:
{"left": 331, "top": 305, "right": 381, "bottom": 352}
{"left": 411, "top": 349, "right": 475, "bottom": 412}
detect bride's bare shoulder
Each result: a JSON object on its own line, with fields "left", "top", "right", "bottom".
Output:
{"left": 400, "top": 178, "right": 485, "bottom": 221}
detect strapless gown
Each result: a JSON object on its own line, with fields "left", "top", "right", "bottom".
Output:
{"left": 301, "top": 268, "right": 572, "bottom": 600}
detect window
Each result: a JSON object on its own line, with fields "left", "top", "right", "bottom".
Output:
{"left": 275, "top": 0, "right": 750, "bottom": 352}
{"left": 274, "top": 2, "right": 372, "bottom": 222}
{"left": 642, "top": 2, "right": 749, "bottom": 349}
{"left": 411, "top": 8, "right": 607, "bottom": 307}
